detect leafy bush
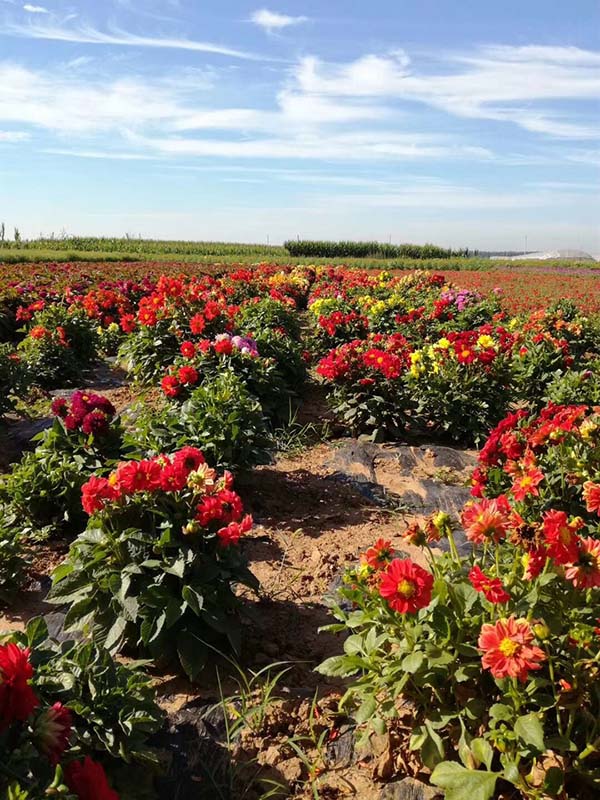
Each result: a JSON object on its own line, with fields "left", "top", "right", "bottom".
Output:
{"left": 17, "top": 305, "right": 98, "bottom": 388}
{"left": 0, "top": 507, "right": 26, "bottom": 603}
{"left": 0, "top": 343, "right": 28, "bottom": 415}
{"left": 237, "top": 296, "right": 301, "bottom": 339}
{"left": 319, "top": 499, "right": 600, "bottom": 799}
{"left": 316, "top": 334, "right": 413, "bottom": 440}
{"left": 0, "top": 391, "right": 124, "bottom": 538}
{"left": 0, "top": 617, "right": 162, "bottom": 799}
{"left": 406, "top": 326, "right": 516, "bottom": 445}
{"left": 471, "top": 403, "right": 600, "bottom": 528}
{"left": 118, "top": 318, "right": 181, "bottom": 383}
{"left": 253, "top": 328, "right": 307, "bottom": 395}
{"left": 545, "top": 362, "right": 600, "bottom": 407}
{"left": 128, "top": 371, "right": 272, "bottom": 470}
{"left": 48, "top": 448, "right": 259, "bottom": 679}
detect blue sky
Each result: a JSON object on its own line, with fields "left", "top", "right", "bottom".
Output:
{"left": 0, "top": 0, "right": 599, "bottom": 251}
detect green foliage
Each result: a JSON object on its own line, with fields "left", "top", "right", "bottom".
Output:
{"left": 1, "top": 617, "right": 163, "bottom": 799}
{"left": 118, "top": 318, "right": 181, "bottom": 383}
{"left": 0, "top": 343, "right": 28, "bottom": 415}
{"left": 1, "top": 236, "right": 286, "bottom": 257}
{"left": 0, "top": 414, "right": 124, "bottom": 539}
{"left": 237, "top": 297, "right": 301, "bottom": 339}
{"left": 48, "top": 459, "right": 259, "bottom": 679}
{"left": 0, "top": 507, "right": 26, "bottom": 603}
{"left": 545, "top": 362, "right": 600, "bottom": 407}
{"left": 128, "top": 372, "right": 272, "bottom": 470}
{"left": 253, "top": 329, "right": 307, "bottom": 395}
{"left": 17, "top": 306, "right": 98, "bottom": 388}
{"left": 284, "top": 239, "right": 471, "bottom": 259}
{"left": 5, "top": 616, "right": 164, "bottom": 767}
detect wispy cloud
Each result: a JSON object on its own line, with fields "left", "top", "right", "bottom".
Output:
{"left": 296, "top": 45, "right": 600, "bottom": 140}
{"left": 250, "top": 8, "right": 307, "bottom": 34}
{"left": 125, "top": 129, "right": 491, "bottom": 162}
{"left": 0, "top": 129, "right": 30, "bottom": 141}
{"left": 23, "top": 4, "right": 49, "bottom": 13}
{"left": 0, "top": 60, "right": 489, "bottom": 162}
{"left": 1, "top": 18, "right": 269, "bottom": 60}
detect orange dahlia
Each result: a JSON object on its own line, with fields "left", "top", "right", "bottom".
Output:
{"left": 478, "top": 616, "right": 546, "bottom": 682}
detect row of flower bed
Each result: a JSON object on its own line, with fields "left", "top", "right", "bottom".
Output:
{"left": 320, "top": 401, "right": 600, "bottom": 799}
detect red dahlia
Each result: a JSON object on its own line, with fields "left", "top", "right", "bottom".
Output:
{"left": 379, "top": 559, "right": 433, "bottom": 614}
{"left": 0, "top": 643, "right": 39, "bottom": 729}
{"left": 65, "top": 756, "right": 120, "bottom": 800}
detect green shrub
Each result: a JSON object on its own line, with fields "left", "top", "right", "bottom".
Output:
{"left": 48, "top": 448, "right": 259, "bottom": 679}
{"left": 18, "top": 306, "right": 98, "bottom": 388}
{"left": 1, "top": 617, "right": 163, "bottom": 799}
{"left": 0, "top": 342, "right": 28, "bottom": 415}
{"left": 130, "top": 371, "right": 272, "bottom": 470}
{"left": 0, "top": 507, "right": 26, "bottom": 603}
{"left": 118, "top": 318, "right": 181, "bottom": 383}
{"left": 0, "top": 392, "right": 125, "bottom": 539}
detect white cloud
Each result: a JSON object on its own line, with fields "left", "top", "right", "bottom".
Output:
{"left": 0, "top": 60, "right": 489, "bottom": 162}
{"left": 23, "top": 4, "right": 49, "bottom": 13}
{"left": 125, "top": 129, "right": 490, "bottom": 162}
{"left": 250, "top": 8, "right": 307, "bottom": 33}
{"left": 295, "top": 46, "right": 600, "bottom": 139}
{"left": 0, "top": 129, "right": 30, "bottom": 141}
{"left": 0, "top": 18, "right": 268, "bottom": 60}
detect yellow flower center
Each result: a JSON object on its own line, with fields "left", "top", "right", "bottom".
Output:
{"left": 559, "top": 527, "right": 573, "bottom": 544}
{"left": 499, "top": 637, "right": 519, "bottom": 657}
{"left": 397, "top": 579, "right": 416, "bottom": 598}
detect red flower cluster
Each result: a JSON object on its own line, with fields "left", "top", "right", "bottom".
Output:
{"left": 52, "top": 390, "right": 116, "bottom": 437}
{"left": 317, "top": 310, "right": 369, "bottom": 338}
{"left": 80, "top": 448, "right": 252, "bottom": 547}
{"left": 316, "top": 334, "right": 411, "bottom": 384}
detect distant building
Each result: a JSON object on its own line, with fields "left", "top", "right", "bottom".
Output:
{"left": 490, "top": 249, "right": 597, "bottom": 262}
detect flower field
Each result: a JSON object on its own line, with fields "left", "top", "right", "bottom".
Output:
{"left": 0, "top": 260, "right": 599, "bottom": 800}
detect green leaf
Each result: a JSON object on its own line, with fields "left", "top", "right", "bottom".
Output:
{"left": 514, "top": 712, "right": 545, "bottom": 753}
{"left": 104, "top": 616, "right": 128, "bottom": 652}
{"left": 543, "top": 766, "right": 564, "bottom": 795}
{"left": 25, "top": 616, "right": 49, "bottom": 648}
{"left": 402, "top": 651, "right": 424, "bottom": 673}
{"left": 176, "top": 630, "right": 208, "bottom": 680}
{"left": 471, "top": 738, "right": 494, "bottom": 771}
{"left": 354, "top": 696, "right": 377, "bottom": 724}
{"left": 317, "top": 655, "right": 359, "bottom": 678}
{"left": 182, "top": 585, "right": 204, "bottom": 616}
{"left": 431, "top": 762, "right": 498, "bottom": 800}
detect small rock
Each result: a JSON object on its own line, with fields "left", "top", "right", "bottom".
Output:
{"left": 326, "top": 724, "right": 355, "bottom": 768}
{"left": 259, "top": 744, "right": 284, "bottom": 767}
{"left": 277, "top": 756, "right": 304, "bottom": 783}
{"left": 379, "top": 777, "right": 442, "bottom": 800}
